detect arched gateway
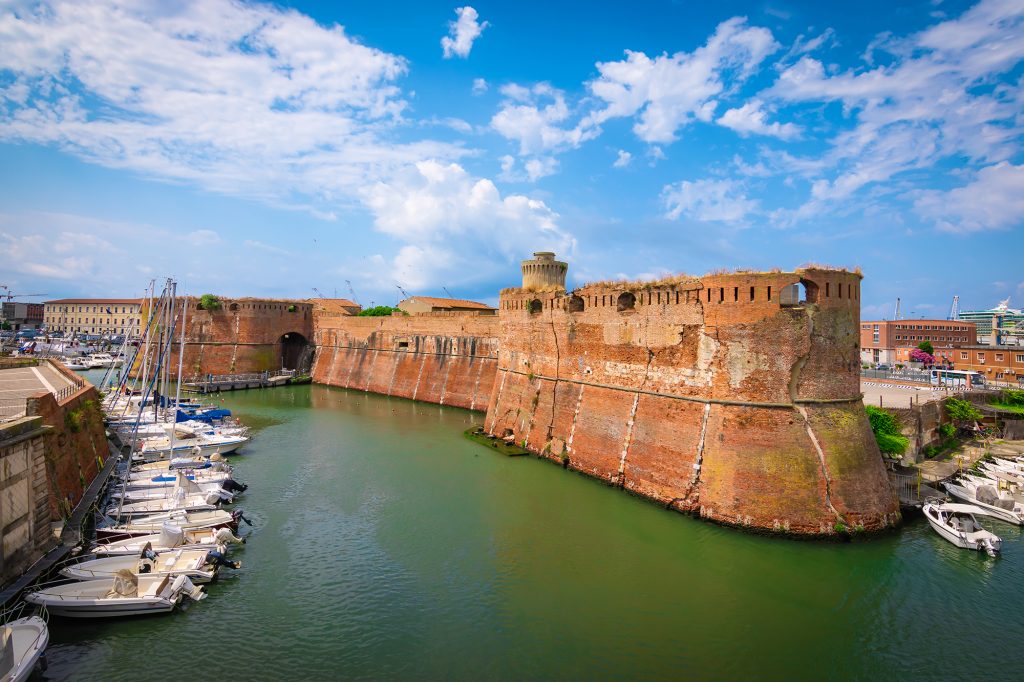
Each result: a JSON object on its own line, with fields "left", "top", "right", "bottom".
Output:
{"left": 279, "top": 332, "right": 310, "bottom": 371}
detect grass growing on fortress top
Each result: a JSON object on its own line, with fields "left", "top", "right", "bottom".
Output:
{"left": 501, "top": 264, "right": 862, "bottom": 294}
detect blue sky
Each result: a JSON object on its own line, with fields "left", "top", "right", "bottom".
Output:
{"left": 0, "top": 0, "right": 1021, "bottom": 319}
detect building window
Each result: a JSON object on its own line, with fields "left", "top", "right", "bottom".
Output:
{"left": 1017, "top": 354, "right": 1024, "bottom": 363}
{"left": 961, "top": 352, "right": 968, "bottom": 360}
{"left": 996, "top": 354, "right": 1004, "bottom": 361}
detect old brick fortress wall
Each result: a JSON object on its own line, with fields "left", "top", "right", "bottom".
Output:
{"left": 311, "top": 313, "right": 499, "bottom": 411}
{"left": 484, "top": 269, "right": 900, "bottom": 536}
{"left": 148, "top": 297, "right": 314, "bottom": 378}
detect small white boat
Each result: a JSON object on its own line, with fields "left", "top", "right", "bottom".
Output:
{"left": 62, "top": 548, "right": 218, "bottom": 584}
{"left": 61, "top": 357, "right": 89, "bottom": 371}
{"left": 137, "top": 432, "right": 248, "bottom": 461}
{"left": 105, "top": 492, "right": 223, "bottom": 519}
{"left": 95, "top": 509, "right": 240, "bottom": 541}
{"left": 24, "top": 573, "right": 205, "bottom": 618}
{"left": 92, "top": 525, "right": 243, "bottom": 556}
{"left": 944, "top": 481, "right": 1024, "bottom": 525}
{"left": 85, "top": 353, "right": 119, "bottom": 368}
{"left": 121, "top": 469, "right": 233, "bottom": 492}
{"left": 923, "top": 501, "right": 1002, "bottom": 556}
{"left": 0, "top": 615, "right": 48, "bottom": 682}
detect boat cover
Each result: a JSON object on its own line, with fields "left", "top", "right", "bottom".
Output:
{"left": 976, "top": 485, "right": 1016, "bottom": 510}
{"left": 106, "top": 569, "right": 138, "bottom": 598}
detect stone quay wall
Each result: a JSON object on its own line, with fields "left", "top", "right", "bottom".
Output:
{"left": 311, "top": 313, "right": 500, "bottom": 411}
{"left": 483, "top": 269, "right": 900, "bottom": 536}
{"left": 0, "top": 416, "right": 54, "bottom": 585}
{"left": 137, "top": 297, "right": 315, "bottom": 378}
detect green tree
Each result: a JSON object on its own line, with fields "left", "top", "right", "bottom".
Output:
{"left": 199, "top": 294, "right": 221, "bottom": 311}
{"left": 945, "top": 397, "right": 982, "bottom": 424}
{"left": 865, "top": 405, "right": 909, "bottom": 456}
{"left": 357, "top": 305, "right": 406, "bottom": 317}
{"left": 917, "top": 340, "right": 934, "bottom": 355}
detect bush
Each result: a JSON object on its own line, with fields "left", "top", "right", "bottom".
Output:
{"left": 287, "top": 304, "right": 296, "bottom": 313}
{"left": 945, "top": 397, "right": 982, "bottom": 424}
{"left": 865, "top": 405, "right": 908, "bottom": 456}
{"left": 917, "top": 340, "right": 934, "bottom": 356}
{"left": 357, "top": 306, "right": 405, "bottom": 317}
{"left": 1001, "top": 389, "right": 1024, "bottom": 407}
{"left": 199, "top": 294, "right": 221, "bottom": 311}
{"left": 909, "top": 348, "right": 935, "bottom": 365}
{"left": 938, "top": 423, "right": 956, "bottom": 440}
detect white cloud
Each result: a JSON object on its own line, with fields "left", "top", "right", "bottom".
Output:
{"left": 441, "top": 6, "right": 489, "bottom": 59}
{"left": 586, "top": 17, "right": 779, "bottom": 143}
{"left": 613, "top": 150, "right": 632, "bottom": 168}
{"left": 717, "top": 99, "right": 800, "bottom": 139}
{"left": 361, "top": 160, "right": 573, "bottom": 287}
{"left": 914, "top": 162, "right": 1024, "bottom": 233}
{"left": 491, "top": 83, "right": 597, "bottom": 156}
{"left": 767, "top": 0, "right": 1024, "bottom": 214}
{"left": 0, "top": 0, "right": 465, "bottom": 211}
{"left": 186, "top": 229, "right": 222, "bottom": 246}
{"left": 472, "top": 78, "right": 488, "bottom": 95}
{"left": 662, "top": 179, "right": 758, "bottom": 223}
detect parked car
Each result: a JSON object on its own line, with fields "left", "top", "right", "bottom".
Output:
{"left": 875, "top": 363, "right": 891, "bottom": 371}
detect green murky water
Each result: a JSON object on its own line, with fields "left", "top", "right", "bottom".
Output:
{"left": 43, "top": 377, "right": 1024, "bottom": 680}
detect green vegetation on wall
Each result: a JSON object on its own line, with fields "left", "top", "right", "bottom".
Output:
{"left": 199, "top": 294, "right": 221, "bottom": 311}
{"left": 357, "top": 306, "right": 406, "bottom": 317}
{"left": 945, "top": 397, "right": 982, "bottom": 424}
{"left": 865, "top": 405, "right": 908, "bottom": 456}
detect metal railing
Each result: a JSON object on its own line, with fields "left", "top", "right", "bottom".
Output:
{"left": 0, "top": 397, "right": 28, "bottom": 423}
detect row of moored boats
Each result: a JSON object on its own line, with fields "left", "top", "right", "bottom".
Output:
{"left": 0, "top": 279, "right": 257, "bottom": 681}
{"left": 925, "top": 454, "right": 1024, "bottom": 557}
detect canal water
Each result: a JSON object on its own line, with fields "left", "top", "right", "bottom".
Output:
{"left": 43, "top": 379, "right": 1024, "bottom": 680}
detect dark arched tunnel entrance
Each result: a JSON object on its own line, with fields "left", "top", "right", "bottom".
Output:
{"left": 279, "top": 332, "right": 310, "bottom": 371}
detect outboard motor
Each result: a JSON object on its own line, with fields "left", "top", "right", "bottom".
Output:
{"left": 221, "top": 479, "right": 248, "bottom": 494}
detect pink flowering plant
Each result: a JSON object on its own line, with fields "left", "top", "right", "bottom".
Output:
{"left": 909, "top": 348, "right": 935, "bottom": 365}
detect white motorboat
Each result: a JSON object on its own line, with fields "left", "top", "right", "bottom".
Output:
{"left": 95, "top": 509, "right": 241, "bottom": 541}
{"left": 122, "top": 469, "right": 233, "bottom": 492}
{"left": 86, "top": 353, "right": 119, "bottom": 368}
{"left": 130, "top": 455, "right": 228, "bottom": 474}
{"left": 92, "top": 525, "right": 243, "bottom": 557}
{"left": 0, "top": 615, "right": 48, "bottom": 682}
{"left": 137, "top": 432, "right": 248, "bottom": 461}
{"left": 105, "top": 491, "right": 223, "bottom": 519}
{"left": 61, "top": 548, "right": 218, "bottom": 584}
{"left": 24, "top": 573, "right": 205, "bottom": 618}
{"left": 944, "top": 481, "right": 1024, "bottom": 525}
{"left": 61, "top": 357, "right": 89, "bottom": 371}
{"left": 960, "top": 472, "right": 1024, "bottom": 502}
{"left": 923, "top": 501, "right": 1002, "bottom": 556}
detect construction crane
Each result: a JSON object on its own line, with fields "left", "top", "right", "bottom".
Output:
{"left": 345, "top": 280, "right": 359, "bottom": 305}
{"left": 396, "top": 284, "right": 410, "bottom": 299}
{"left": 311, "top": 287, "right": 325, "bottom": 298}
{"left": 948, "top": 295, "right": 960, "bottom": 321}
{"left": 893, "top": 297, "right": 902, "bottom": 321}
{"left": 442, "top": 287, "right": 454, "bottom": 299}
{"left": 0, "top": 286, "right": 49, "bottom": 302}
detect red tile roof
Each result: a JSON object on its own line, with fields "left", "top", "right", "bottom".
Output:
{"left": 402, "top": 296, "right": 495, "bottom": 310}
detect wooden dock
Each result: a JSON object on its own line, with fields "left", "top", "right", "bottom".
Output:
{"left": 182, "top": 370, "right": 311, "bottom": 394}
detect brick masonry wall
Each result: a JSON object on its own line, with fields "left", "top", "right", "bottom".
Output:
{"left": 311, "top": 314, "right": 500, "bottom": 411}
{"left": 485, "top": 269, "right": 900, "bottom": 536}
{"left": 137, "top": 297, "right": 315, "bottom": 378}
{"left": 0, "top": 416, "right": 54, "bottom": 586}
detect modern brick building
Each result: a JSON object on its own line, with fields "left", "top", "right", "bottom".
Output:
{"left": 44, "top": 298, "right": 143, "bottom": 336}
{"left": 948, "top": 346, "right": 1024, "bottom": 385}
{"left": 0, "top": 302, "right": 43, "bottom": 330}
{"left": 859, "top": 319, "right": 976, "bottom": 365}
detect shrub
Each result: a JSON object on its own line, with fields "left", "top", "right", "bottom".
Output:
{"left": 917, "top": 340, "right": 934, "bottom": 355}
{"left": 909, "top": 348, "right": 935, "bottom": 365}
{"left": 357, "top": 306, "right": 405, "bottom": 317}
{"left": 199, "top": 294, "right": 221, "bottom": 311}
{"left": 938, "top": 423, "right": 956, "bottom": 440}
{"left": 1001, "top": 389, "right": 1024, "bottom": 407}
{"left": 865, "top": 405, "right": 908, "bottom": 455}
{"left": 287, "top": 304, "right": 296, "bottom": 313}
{"left": 945, "top": 397, "right": 982, "bottom": 424}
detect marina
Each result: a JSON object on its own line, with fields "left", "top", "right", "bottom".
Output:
{"left": 31, "top": 379, "right": 1024, "bottom": 680}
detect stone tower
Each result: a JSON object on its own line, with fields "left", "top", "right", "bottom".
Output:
{"left": 521, "top": 252, "right": 568, "bottom": 291}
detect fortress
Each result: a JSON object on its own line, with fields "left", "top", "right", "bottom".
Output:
{"left": 165, "top": 254, "right": 900, "bottom": 536}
